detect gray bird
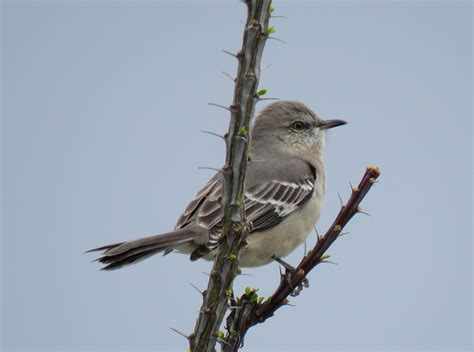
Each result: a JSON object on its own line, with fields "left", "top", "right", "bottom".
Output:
{"left": 88, "top": 101, "right": 346, "bottom": 270}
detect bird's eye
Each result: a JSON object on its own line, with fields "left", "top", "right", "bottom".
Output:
{"left": 290, "top": 121, "right": 307, "bottom": 132}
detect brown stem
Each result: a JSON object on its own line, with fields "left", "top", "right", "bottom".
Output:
{"left": 189, "top": 1, "right": 272, "bottom": 351}
{"left": 223, "top": 166, "right": 381, "bottom": 351}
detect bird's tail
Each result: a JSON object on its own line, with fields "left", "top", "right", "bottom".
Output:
{"left": 86, "top": 228, "right": 196, "bottom": 271}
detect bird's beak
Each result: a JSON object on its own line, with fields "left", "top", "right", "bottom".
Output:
{"left": 318, "top": 119, "right": 348, "bottom": 130}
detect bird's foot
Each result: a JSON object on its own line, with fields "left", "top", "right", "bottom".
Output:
{"left": 271, "top": 255, "right": 309, "bottom": 297}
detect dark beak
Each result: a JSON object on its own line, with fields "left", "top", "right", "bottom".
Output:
{"left": 319, "top": 119, "right": 348, "bottom": 130}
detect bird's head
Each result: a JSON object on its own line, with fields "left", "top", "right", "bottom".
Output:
{"left": 250, "top": 100, "right": 347, "bottom": 160}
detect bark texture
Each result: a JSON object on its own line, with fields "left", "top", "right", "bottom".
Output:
{"left": 190, "top": 1, "right": 273, "bottom": 351}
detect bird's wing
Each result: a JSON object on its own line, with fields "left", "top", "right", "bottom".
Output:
{"left": 243, "top": 158, "right": 316, "bottom": 232}
{"left": 174, "top": 173, "right": 222, "bottom": 231}
{"left": 175, "top": 159, "right": 316, "bottom": 260}
{"left": 244, "top": 175, "right": 315, "bottom": 232}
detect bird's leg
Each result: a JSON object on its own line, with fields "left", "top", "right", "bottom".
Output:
{"left": 271, "top": 255, "right": 309, "bottom": 297}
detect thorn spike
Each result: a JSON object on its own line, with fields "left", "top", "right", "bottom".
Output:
{"left": 337, "top": 192, "right": 344, "bottom": 207}
{"left": 197, "top": 166, "right": 224, "bottom": 174}
{"left": 256, "top": 97, "right": 280, "bottom": 102}
{"left": 208, "top": 102, "right": 231, "bottom": 111}
{"left": 267, "top": 37, "right": 286, "bottom": 44}
{"left": 169, "top": 327, "right": 190, "bottom": 340}
{"left": 238, "top": 272, "right": 255, "bottom": 277}
{"left": 321, "top": 260, "right": 339, "bottom": 265}
{"left": 222, "top": 71, "right": 235, "bottom": 81}
{"left": 189, "top": 282, "right": 204, "bottom": 296}
{"left": 221, "top": 49, "right": 238, "bottom": 58}
{"left": 313, "top": 226, "right": 321, "bottom": 242}
{"left": 201, "top": 130, "right": 225, "bottom": 140}
{"left": 217, "top": 338, "right": 232, "bottom": 347}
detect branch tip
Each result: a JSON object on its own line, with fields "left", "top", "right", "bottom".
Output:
{"left": 367, "top": 165, "right": 381, "bottom": 175}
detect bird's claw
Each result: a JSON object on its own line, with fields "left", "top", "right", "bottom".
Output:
{"left": 289, "top": 277, "right": 309, "bottom": 297}
{"left": 272, "top": 255, "right": 309, "bottom": 297}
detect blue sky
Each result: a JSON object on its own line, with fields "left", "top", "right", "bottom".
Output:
{"left": 2, "top": 1, "right": 472, "bottom": 351}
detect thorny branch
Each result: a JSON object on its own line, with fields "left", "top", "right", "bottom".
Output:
{"left": 223, "top": 166, "right": 381, "bottom": 351}
{"left": 189, "top": 1, "right": 273, "bottom": 351}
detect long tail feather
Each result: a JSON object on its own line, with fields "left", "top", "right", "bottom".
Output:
{"left": 88, "top": 228, "right": 196, "bottom": 270}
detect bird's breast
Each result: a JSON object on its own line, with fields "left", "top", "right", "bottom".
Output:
{"left": 240, "top": 175, "right": 325, "bottom": 267}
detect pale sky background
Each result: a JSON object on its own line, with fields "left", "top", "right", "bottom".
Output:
{"left": 1, "top": 1, "right": 472, "bottom": 351}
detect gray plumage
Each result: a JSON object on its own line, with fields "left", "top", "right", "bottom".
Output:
{"left": 88, "top": 101, "right": 346, "bottom": 270}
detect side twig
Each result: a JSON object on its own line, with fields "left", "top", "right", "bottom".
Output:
{"left": 223, "top": 166, "right": 381, "bottom": 351}
{"left": 189, "top": 1, "right": 273, "bottom": 351}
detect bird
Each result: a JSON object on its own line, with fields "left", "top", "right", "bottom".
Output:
{"left": 87, "top": 101, "right": 346, "bottom": 270}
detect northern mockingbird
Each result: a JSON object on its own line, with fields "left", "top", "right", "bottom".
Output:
{"left": 89, "top": 101, "right": 346, "bottom": 270}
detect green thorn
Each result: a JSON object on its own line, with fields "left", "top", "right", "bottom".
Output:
{"left": 267, "top": 26, "right": 276, "bottom": 35}
{"left": 269, "top": 6, "right": 275, "bottom": 13}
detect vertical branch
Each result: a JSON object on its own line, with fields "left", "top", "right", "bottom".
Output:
{"left": 190, "top": 1, "right": 272, "bottom": 351}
